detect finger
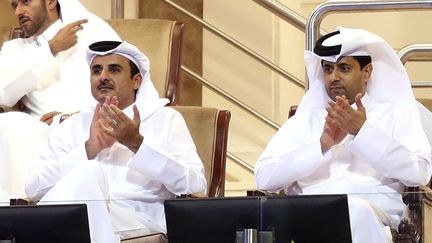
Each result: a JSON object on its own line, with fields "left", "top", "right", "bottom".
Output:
{"left": 42, "top": 117, "right": 54, "bottom": 125}
{"left": 335, "top": 96, "right": 349, "bottom": 109}
{"left": 108, "top": 105, "right": 129, "bottom": 123}
{"left": 101, "top": 104, "right": 119, "bottom": 127}
{"left": 133, "top": 105, "right": 141, "bottom": 123}
{"left": 355, "top": 93, "right": 365, "bottom": 112}
{"left": 101, "top": 123, "right": 116, "bottom": 136}
{"left": 40, "top": 113, "right": 51, "bottom": 122}
{"left": 108, "top": 96, "right": 118, "bottom": 106}
{"left": 68, "top": 19, "right": 88, "bottom": 28}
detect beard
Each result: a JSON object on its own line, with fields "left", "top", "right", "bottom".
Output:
{"left": 22, "top": 2, "right": 49, "bottom": 36}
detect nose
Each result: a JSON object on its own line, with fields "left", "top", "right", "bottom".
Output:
{"left": 329, "top": 69, "right": 341, "bottom": 81}
{"left": 99, "top": 69, "right": 110, "bottom": 82}
{"left": 14, "top": 2, "right": 25, "bottom": 17}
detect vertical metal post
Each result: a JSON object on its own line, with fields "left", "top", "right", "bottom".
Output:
{"left": 111, "top": 0, "right": 124, "bottom": 19}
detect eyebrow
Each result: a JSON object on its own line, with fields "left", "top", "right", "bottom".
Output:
{"left": 91, "top": 63, "right": 123, "bottom": 70}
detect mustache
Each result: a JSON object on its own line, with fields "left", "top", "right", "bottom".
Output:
{"left": 329, "top": 80, "right": 344, "bottom": 88}
{"left": 97, "top": 80, "right": 114, "bottom": 90}
{"left": 18, "top": 15, "right": 30, "bottom": 25}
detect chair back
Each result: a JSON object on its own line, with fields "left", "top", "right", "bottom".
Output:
{"left": 1, "top": 26, "right": 23, "bottom": 46}
{"left": 172, "top": 106, "right": 230, "bottom": 197}
{"left": 106, "top": 19, "right": 183, "bottom": 105}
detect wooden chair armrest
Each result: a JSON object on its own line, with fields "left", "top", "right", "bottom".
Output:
{"left": 177, "top": 192, "right": 207, "bottom": 198}
{"left": 10, "top": 198, "right": 36, "bottom": 206}
{"left": 246, "top": 189, "right": 286, "bottom": 197}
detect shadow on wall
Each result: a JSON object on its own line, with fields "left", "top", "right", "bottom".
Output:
{"left": 0, "top": 1, "right": 18, "bottom": 27}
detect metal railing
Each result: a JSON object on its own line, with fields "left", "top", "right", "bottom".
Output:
{"left": 111, "top": 0, "right": 124, "bottom": 19}
{"left": 306, "top": 0, "right": 432, "bottom": 90}
{"left": 160, "top": 0, "right": 304, "bottom": 89}
{"left": 182, "top": 66, "right": 280, "bottom": 130}
{"left": 398, "top": 44, "right": 432, "bottom": 88}
{"left": 252, "top": 0, "right": 327, "bottom": 36}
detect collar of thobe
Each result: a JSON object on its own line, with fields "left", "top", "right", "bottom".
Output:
{"left": 297, "top": 26, "right": 417, "bottom": 115}
{"left": 34, "top": 19, "right": 62, "bottom": 46}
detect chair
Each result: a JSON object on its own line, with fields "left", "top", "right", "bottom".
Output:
{"left": 393, "top": 98, "right": 432, "bottom": 243}
{"left": 121, "top": 106, "right": 230, "bottom": 243}
{"left": 171, "top": 106, "right": 230, "bottom": 197}
{"left": 105, "top": 19, "right": 183, "bottom": 105}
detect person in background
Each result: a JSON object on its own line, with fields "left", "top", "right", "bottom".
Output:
{"left": 25, "top": 41, "right": 207, "bottom": 242}
{"left": 0, "top": 0, "right": 120, "bottom": 202}
{"left": 254, "top": 27, "right": 431, "bottom": 243}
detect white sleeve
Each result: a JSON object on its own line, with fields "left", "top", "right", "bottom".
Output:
{"left": 255, "top": 112, "right": 331, "bottom": 191}
{"left": 0, "top": 39, "right": 57, "bottom": 106}
{"left": 350, "top": 106, "right": 432, "bottom": 186}
{"left": 128, "top": 109, "right": 207, "bottom": 196}
{"left": 25, "top": 116, "right": 89, "bottom": 200}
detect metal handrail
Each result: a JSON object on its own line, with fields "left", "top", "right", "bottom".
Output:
{"left": 306, "top": 0, "right": 432, "bottom": 90}
{"left": 398, "top": 44, "right": 432, "bottom": 64}
{"left": 111, "top": 0, "right": 124, "bottom": 19}
{"left": 252, "top": 0, "right": 327, "bottom": 36}
{"left": 228, "top": 152, "right": 254, "bottom": 173}
{"left": 161, "top": 0, "right": 305, "bottom": 89}
{"left": 182, "top": 66, "right": 280, "bottom": 130}
{"left": 398, "top": 44, "right": 432, "bottom": 88}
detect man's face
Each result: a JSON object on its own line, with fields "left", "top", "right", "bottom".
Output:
{"left": 90, "top": 54, "right": 142, "bottom": 110}
{"left": 11, "top": 0, "right": 50, "bottom": 36}
{"left": 322, "top": 56, "right": 372, "bottom": 104}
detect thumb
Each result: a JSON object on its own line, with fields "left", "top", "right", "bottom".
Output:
{"left": 355, "top": 93, "right": 365, "bottom": 112}
{"left": 133, "top": 105, "right": 141, "bottom": 123}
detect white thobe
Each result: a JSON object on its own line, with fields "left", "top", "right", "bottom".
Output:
{"left": 0, "top": 0, "right": 120, "bottom": 201}
{"left": 255, "top": 95, "right": 431, "bottom": 243}
{"left": 25, "top": 104, "right": 207, "bottom": 242}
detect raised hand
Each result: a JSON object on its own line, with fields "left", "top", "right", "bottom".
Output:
{"left": 327, "top": 94, "right": 366, "bottom": 136}
{"left": 320, "top": 94, "right": 367, "bottom": 153}
{"left": 321, "top": 109, "right": 348, "bottom": 153}
{"left": 100, "top": 103, "right": 143, "bottom": 153}
{"left": 48, "top": 19, "right": 88, "bottom": 55}
{"left": 85, "top": 96, "right": 117, "bottom": 159}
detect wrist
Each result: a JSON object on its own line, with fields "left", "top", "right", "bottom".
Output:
{"left": 85, "top": 140, "right": 99, "bottom": 159}
{"left": 127, "top": 134, "right": 144, "bottom": 153}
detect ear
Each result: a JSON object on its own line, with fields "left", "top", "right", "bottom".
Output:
{"left": 363, "top": 63, "right": 373, "bottom": 80}
{"left": 46, "top": 0, "right": 58, "bottom": 11}
{"left": 132, "top": 73, "right": 142, "bottom": 91}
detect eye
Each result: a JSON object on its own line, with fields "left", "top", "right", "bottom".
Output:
{"left": 109, "top": 66, "right": 121, "bottom": 73}
{"left": 23, "top": 0, "right": 31, "bottom": 5}
{"left": 322, "top": 66, "right": 333, "bottom": 74}
{"left": 91, "top": 67, "right": 102, "bottom": 75}
{"left": 340, "top": 65, "right": 350, "bottom": 72}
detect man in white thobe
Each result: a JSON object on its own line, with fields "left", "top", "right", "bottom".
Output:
{"left": 254, "top": 27, "right": 432, "bottom": 243}
{"left": 0, "top": 0, "right": 120, "bottom": 201}
{"left": 25, "top": 41, "right": 207, "bottom": 243}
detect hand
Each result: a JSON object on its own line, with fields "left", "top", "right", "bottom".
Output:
{"left": 321, "top": 113, "right": 347, "bottom": 154}
{"left": 326, "top": 94, "right": 366, "bottom": 136}
{"left": 48, "top": 19, "right": 88, "bottom": 55}
{"left": 85, "top": 97, "right": 118, "bottom": 159}
{"left": 100, "top": 102, "right": 143, "bottom": 153}
{"left": 40, "top": 111, "right": 62, "bottom": 125}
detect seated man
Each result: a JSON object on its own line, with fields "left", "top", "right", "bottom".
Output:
{"left": 254, "top": 27, "right": 432, "bottom": 243}
{"left": 0, "top": 0, "right": 120, "bottom": 201}
{"left": 25, "top": 41, "right": 207, "bottom": 242}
